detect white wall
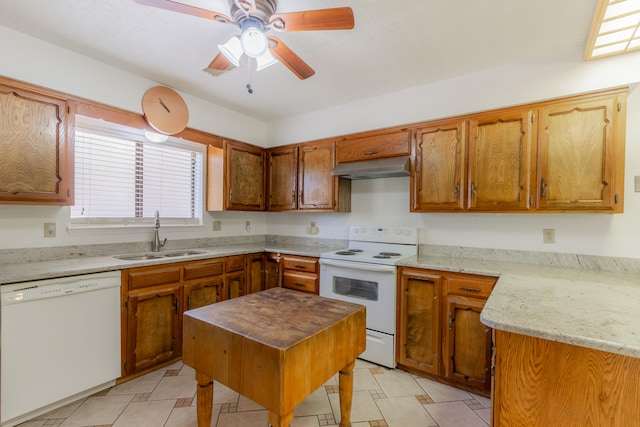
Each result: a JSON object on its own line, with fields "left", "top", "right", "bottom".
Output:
{"left": 266, "top": 50, "right": 640, "bottom": 259}
{"left": 0, "top": 26, "right": 268, "bottom": 250}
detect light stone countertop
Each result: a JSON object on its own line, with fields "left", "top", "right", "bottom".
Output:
{"left": 0, "top": 243, "right": 326, "bottom": 285}
{"left": 400, "top": 254, "right": 640, "bottom": 359}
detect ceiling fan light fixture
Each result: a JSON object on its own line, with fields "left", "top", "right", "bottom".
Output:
{"left": 240, "top": 20, "right": 269, "bottom": 57}
{"left": 218, "top": 36, "right": 243, "bottom": 67}
{"left": 255, "top": 49, "right": 278, "bottom": 70}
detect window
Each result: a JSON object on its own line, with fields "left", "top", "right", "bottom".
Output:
{"left": 585, "top": 0, "right": 640, "bottom": 60}
{"left": 71, "top": 116, "right": 204, "bottom": 226}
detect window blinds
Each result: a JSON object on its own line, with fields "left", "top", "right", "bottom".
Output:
{"left": 72, "top": 127, "right": 203, "bottom": 225}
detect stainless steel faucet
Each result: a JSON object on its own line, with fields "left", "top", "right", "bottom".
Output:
{"left": 151, "top": 210, "right": 167, "bottom": 252}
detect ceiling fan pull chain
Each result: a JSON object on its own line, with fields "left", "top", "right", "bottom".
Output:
{"left": 246, "top": 58, "right": 254, "bottom": 94}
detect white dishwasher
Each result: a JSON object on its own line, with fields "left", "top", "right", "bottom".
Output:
{"left": 1, "top": 271, "right": 121, "bottom": 426}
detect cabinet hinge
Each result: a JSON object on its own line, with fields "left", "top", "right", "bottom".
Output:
{"left": 529, "top": 195, "right": 533, "bottom": 206}
{"left": 531, "top": 114, "right": 534, "bottom": 123}
{"left": 124, "top": 362, "right": 127, "bottom": 373}
{"left": 67, "top": 105, "right": 71, "bottom": 114}
{"left": 615, "top": 193, "right": 619, "bottom": 204}
{"left": 617, "top": 102, "right": 621, "bottom": 112}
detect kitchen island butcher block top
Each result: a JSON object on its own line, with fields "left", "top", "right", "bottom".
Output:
{"left": 182, "top": 287, "right": 366, "bottom": 427}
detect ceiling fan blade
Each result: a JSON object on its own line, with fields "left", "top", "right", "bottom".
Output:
{"left": 269, "top": 7, "right": 354, "bottom": 32}
{"left": 134, "top": 0, "right": 231, "bottom": 23}
{"left": 203, "top": 53, "right": 236, "bottom": 76}
{"left": 268, "top": 36, "right": 315, "bottom": 80}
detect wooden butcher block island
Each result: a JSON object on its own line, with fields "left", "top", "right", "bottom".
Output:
{"left": 182, "top": 287, "right": 366, "bottom": 427}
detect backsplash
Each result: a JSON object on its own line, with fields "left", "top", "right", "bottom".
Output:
{"left": 421, "top": 244, "right": 640, "bottom": 274}
{"left": 0, "top": 235, "right": 266, "bottom": 265}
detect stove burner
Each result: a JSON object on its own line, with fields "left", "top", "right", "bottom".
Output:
{"left": 379, "top": 252, "right": 402, "bottom": 257}
{"left": 373, "top": 255, "right": 390, "bottom": 259}
{"left": 335, "top": 251, "right": 358, "bottom": 255}
{"left": 347, "top": 249, "right": 364, "bottom": 252}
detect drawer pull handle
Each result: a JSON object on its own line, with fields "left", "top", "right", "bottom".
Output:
{"left": 293, "top": 264, "right": 306, "bottom": 269}
{"left": 293, "top": 283, "right": 305, "bottom": 287}
{"left": 230, "top": 264, "right": 242, "bottom": 269}
{"left": 459, "top": 286, "right": 481, "bottom": 292}
{"left": 364, "top": 151, "right": 378, "bottom": 155}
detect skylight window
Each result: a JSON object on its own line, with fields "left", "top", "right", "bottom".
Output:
{"left": 585, "top": 0, "right": 640, "bottom": 60}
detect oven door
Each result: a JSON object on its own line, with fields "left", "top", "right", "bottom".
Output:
{"left": 318, "top": 258, "right": 396, "bottom": 335}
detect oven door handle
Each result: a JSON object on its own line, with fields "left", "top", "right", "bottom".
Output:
{"left": 319, "top": 258, "right": 397, "bottom": 273}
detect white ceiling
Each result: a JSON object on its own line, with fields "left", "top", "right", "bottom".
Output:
{"left": 0, "top": 0, "right": 598, "bottom": 122}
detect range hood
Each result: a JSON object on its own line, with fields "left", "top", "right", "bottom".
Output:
{"left": 331, "top": 156, "right": 411, "bottom": 180}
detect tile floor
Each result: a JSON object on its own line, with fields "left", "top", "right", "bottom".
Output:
{"left": 20, "top": 359, "right": 490, "bottom": 427}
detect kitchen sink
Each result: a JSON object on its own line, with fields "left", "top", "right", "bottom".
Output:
{"left": 114, "top": 254, "right": 165, "bottom": 261}
{"left": 114, "top": 250, "right": 207, "bottom": 261}
{"left": 162, "top": 250, "right": 207, "bottom": 257}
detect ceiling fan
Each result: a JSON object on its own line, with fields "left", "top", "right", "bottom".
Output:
{"left": 134, "top": 0, "right": 355, "bottom": 80}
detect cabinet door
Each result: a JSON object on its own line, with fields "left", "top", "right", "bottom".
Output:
{"left": 397, "top": 268, "right": 442, "bottom": 375}
{"left": 335, "top": 127, "right": 411, "bottom": 163}
{"left": 246, "top": 253, "right": 265, "bottom": 294}
{"left": 267, "top": 146, "right": 298, "bottom": 211}
{"left": 444, "top": 295, "right": 491, "bottom": 392}
{"left": 264, "top": 253, "right": 281, "bottom": 290}
{"left": 298, "top": 140, "right": 336, "bottom": 210}
{"left": 0, "top": 81, "right": 72, "bottom": 205}
{"left": 184, "top": 278, "right": 224, "bottom": 311}
{"left": 537, "top": 93, "right": 623, "bottom": 211}
{"left": 468, "top": 110, "right": 535, "bottom": 211}
{"left": 125, "top": 285, "right": 182, "bottom": 375}
{"left": 226, "top": 140, "right": 265, "bottom": 210}
{"left": 412, "top": 121, "right": 466, "bottom": 211}
{"left": 226, "top": 272, "right": 246, "bottom": 299}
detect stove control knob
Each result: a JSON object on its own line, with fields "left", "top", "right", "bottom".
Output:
{"left": 394, "top": 228, "right": 402, "bottom": 235}
{"left": 403, "top": 229, "right": 411, "bottom": 236}
{"left": 359, "top": 227, "right": 366, "bottom": 234}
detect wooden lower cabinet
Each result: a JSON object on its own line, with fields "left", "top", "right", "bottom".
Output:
{"left": 125, "top": 284, "right": 182, "bottom": 376}
{"left": 121, "top": 255, "right": 258, "bottom": 378}
{"left": 281, "top": 254, "right": 319, "bottom": 294}
{"left": 397, "top": 267, "right": 496, "bottom": 395}
{"left": 397, "top": 269, "right": 442, "bottom": 375}
{"left": 492, "top": 330, "right": 640, "bottom": 426}
{"left": 264, "top": 253, "right": 282, "bottom": 290}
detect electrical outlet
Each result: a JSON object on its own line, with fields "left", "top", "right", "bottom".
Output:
{"left": 212, "top": 220, "right": 221, "bottom": 231}
{"left": 44, "top": 222, "right": 56, "bottom": 238}
{"left": 543, "top": 228, "right": 555, "bottom": 244}
{"left": 635, "top": 176, "right": 640, "bottom": 192}
{"left": 245, "top": 220, "right": 251, "bottom": 232}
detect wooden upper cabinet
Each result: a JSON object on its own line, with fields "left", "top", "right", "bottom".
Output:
{"left": 207, "top": 139, "right": 265, "bottom": 211}
{"left": 335, "top": 127, "right": 411, "bottom": 163}
{"left": 266, "top": 145, "right": 298, "bottom": 211}
{"left": 468, "top": 109, "right": 535, "bottom": 211}
{"left": 0, "top": 79, "right": 73, "bottom": 205}
{"left": 537, "top": 90, "right": 626, "bottom": 212}
{"left": 298, "top": 139, "right": 350, "bottom": 211}
{"left": 412, "top": 120, "right": 466, "bottom": 211}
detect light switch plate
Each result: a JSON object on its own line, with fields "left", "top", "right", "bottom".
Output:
{"left": 635, "top": 176, "right": 640, "bottom": 192}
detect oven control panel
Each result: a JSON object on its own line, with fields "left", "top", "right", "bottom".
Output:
{"left": 348, "top": 225, "right": 417, "bottom": 244}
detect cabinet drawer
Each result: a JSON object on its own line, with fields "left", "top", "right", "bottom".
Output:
{"left": 225, "top": 255, "right": 246, "bottom": 273}
{"left": 282, "top": 256, "right": 318, "bottom": 273}
{"left": 126, "top": 265, "right": 182, "bottom": 290}
{"left": 184, "top": 259, "right": 224, "bottom": 281}
{"left": 336, "top": 128, "right": 411, "bottom": 163}
{"left": 446, "top": 275, "right": 496, "bottom": 298}
{"left": 282, "top": 271, "right": 318, "bottom": 294}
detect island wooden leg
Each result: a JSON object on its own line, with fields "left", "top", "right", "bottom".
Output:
{"left": 338, "top": 359, "right": 356, "bottom": 427}
{"left": 268, "top": 410, "right": 294, "bottom": 427}
{"left": 195, "top": 371, "right": 214, "bottom": 427}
